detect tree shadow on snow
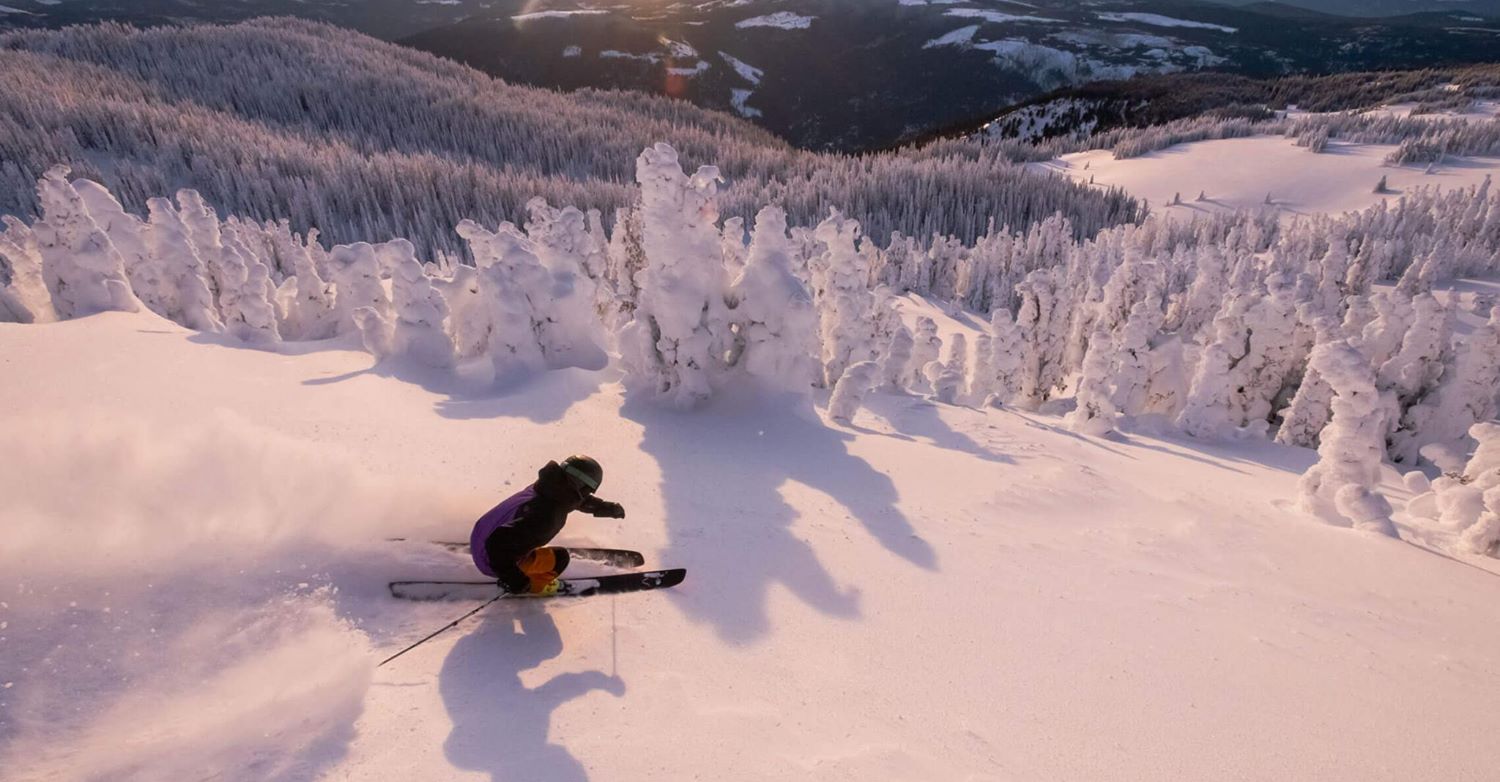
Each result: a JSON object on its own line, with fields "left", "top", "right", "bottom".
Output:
{"left": 289, "top": 350, "right": 607, "bottom": 425}
{"left": 440, "top": 604, "right": 623, "bottom": 782}
{"left": 861, "top": 393, "right": 1016, "bottom": 465}
{"left": 433, "top": 366, "right": 610, "bottom": 425}
{"left": 622, "top": 388, "right": 938, "bottom": 645}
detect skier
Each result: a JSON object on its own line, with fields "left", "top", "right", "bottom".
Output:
{"left": 470, "top": 455, "right": 626, "bottom": 595}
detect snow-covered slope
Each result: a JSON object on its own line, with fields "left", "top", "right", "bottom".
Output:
{"left": 1036, "top": 134, "right": 1500, "bottom": 218}
{"left": 4, "top": 307, "right": 1499, "bottom": 781}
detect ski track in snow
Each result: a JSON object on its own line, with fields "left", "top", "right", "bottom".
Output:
{"left": 2, "top": 303, "right": 1500, "bottom": 780}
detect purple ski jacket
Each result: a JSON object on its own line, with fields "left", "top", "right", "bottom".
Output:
{"left": 469, "top": 486, "right": 538, "bottom": 577}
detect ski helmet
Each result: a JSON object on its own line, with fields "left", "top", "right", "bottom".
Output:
{"left": 561, "top": 455, "right": 602, "bottom": 494}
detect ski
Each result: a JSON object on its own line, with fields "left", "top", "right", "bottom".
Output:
{"left": 565, "top": 547, "right": 647, "bottom": 568}
{"left": 389, "top": 568, "right": 685, "bottom": 601}
{"left": 385, "top": 538, "right": 645, "bottom": 569}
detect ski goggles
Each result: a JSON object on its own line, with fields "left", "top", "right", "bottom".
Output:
{"left": 562, "top": 463, "right": 599, "bottom": 493}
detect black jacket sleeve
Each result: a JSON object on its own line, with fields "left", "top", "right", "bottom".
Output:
{"left": 579, "top": 496, "right": 625, "bottom": 518}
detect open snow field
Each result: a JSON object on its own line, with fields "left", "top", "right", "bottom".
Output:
{"left": 4, "top": 309, "right": 1500, "bottom": 781}
{"left": 1036, "top": 135, "right": 1500, "bottom": 219}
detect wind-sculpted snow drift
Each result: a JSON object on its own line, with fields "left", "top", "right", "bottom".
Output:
{"left": 0, "top": 412, "right": 470, "bottom": 780}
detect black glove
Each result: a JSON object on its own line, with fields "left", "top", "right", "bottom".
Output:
{"left": 592, "top": 501, "right": 625, "bottom": 519}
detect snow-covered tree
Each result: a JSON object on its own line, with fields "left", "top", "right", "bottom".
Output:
{"left": 1378, "top": 293, "right": 1450, "bottom": 402}
{"left": 1013, "top": 268, "right": 1067, "bottom": 408}
{"left": 924, "top": 359, "right": 963, "bottom": 405}
{"left": 215, "top": 229, "right": 281, "bottom": 345}
{"left": 457, "top": 220, "right": 576, "bottom": 379}
{"left": 813, "top": 210, "right": 878, "bottom": 388}
{"left": 880, "top": 323, "right": 916, "bottom": 392}
{"left": 618, "top": 143, "right": 731, "bottom": 407}
{"left": 988, "top": 309, "right": 1024, "bottom": 406}
{"left": 909, "top": 316, "right": 942, "bottom": 393}
{"left": 1231, "top": 273, "right": 1302, "bottom": 432}
{"left": 141, "top": 198, "right": 221, "bottom": 332}
{"left": 33, "top": 166, "right": 138, "bottom": 318}
{"left": 828, "top": 361, "right": 881, "bottom": 423}
{"left": 1176, "top": 322, "right": 1238, "bottom": 440}
{"left": 1109, "top": 298, "right": 1164, "bottom": 416}
{"left": 358, "top": 240, "right": 455, "bottom": 369}
{"left": 1297, "top": 339, "right": 1397, "bottom": 536}
{"left": 1456, "top": 423, "right": 1500, "bottom": 556}
{"left": 967, "top": 332, "right": 996, "bottom": 405}
{"left": 1067, "top": 328, "right": 1120, "bottom": 436}
{"left": 274, "top": 227, "right": 336, "bottom": 340}
{"left": 327, "top": 242, "right": 391, "bottom": 337}
{"left": 727, "top": 206, "right": 819, "bottom": 392}
{"left": 943, "top": 333, "right": 969, "bottom": 396}
{"left": 1391, "top": 309, "right": 1500, "bottom": 465}
{"left": 1275, "top": 317, "right": 1342, "bottom": 448}
{"left": 0, "top": 217, "right": 57, "bottom": 323}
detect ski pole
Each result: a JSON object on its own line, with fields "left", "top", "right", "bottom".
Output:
{"left": 378, "top": 594, "right": 504, "bottom": 668}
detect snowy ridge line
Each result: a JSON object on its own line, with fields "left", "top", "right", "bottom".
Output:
{"left": 734, "top": 11, "right": 814, "bottom": 29}
{"left": 3, "top": 141, "right": 1499, "bottom": 554}
{"left": 1096, "top": 12, "right": 1237, "bottom": 34}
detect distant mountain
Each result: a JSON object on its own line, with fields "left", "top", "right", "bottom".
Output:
{"left": 399, "top": 0, "right": 1500, "bottom": 150}
{"left": 1217, "top": 0, "right": 1500, "bottom": 19}
{"left": 4, "top": 1, "right": 1500, "bottom": 151}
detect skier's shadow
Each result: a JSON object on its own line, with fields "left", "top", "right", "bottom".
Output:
{"left": 625, "top": 389, "right": 938, "bottom": 644}
{"left": 440, "top": 605, "right": 623, "bottom": 782}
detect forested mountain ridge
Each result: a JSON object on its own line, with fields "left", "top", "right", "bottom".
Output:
{"left": 0, "top": 18, "right": 1139, "bottom": 260}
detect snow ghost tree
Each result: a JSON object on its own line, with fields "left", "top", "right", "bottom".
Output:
{"left": 1274, "top": 317, "right": 1342, "bottom": 448}
{"left": 943, "top": 332, "right": 969, "bottom": 395}
{"left": 1013, "top": 268, "right": 1066, "bottom": 409}
{"left": 988, "top": 309, "right": 1024, "bottom": 406}
{"left": 925, "top": 358, "right": 963, "bottom": 405}
{"left": 1297, "top": 340, "right": 1398, "bottom": 537}
{"left": 523, "top": 197, "right": 613, "bottom": 356}
{"left": 354, "top": 239, "right": 455, "bottom": 369}
{"left": 327, "top": 242, "right": 390, "bottom": 337}
{"left": 458, "top": 219, "right": 605, "bottom": 379}
{"left": 618, "top": 143, "right": 732, "bottom": 407}
{"left": 275, "top": 226, "right": 336, "bottom": 340}
{"left": 73, "top": 179, "right": 154, "bottom": 309}
{"left": 33, "top": 166, "right": 138, "bottom": 318}
{"left": 1377, "top": 292, "right": 1450, "bottom": 406}
{"left": 813, "top": 210, "right": 878, "bottom": 388}
{"left": 215, "top": 230, "right": 281, "bottom": 345}
{"left": 727, "top": 206, "right": 819, "bottom": 392}
{"left": 1176, "top": 322, "right": 1237, "bottom": 440}
{"left": 880, "top": 323, "right": 915, "bottom": 392}
{"left": 1109, "top": 298, "right": 1164, "bottom": 416}
{"left": 909, "top": 316, "right": 942, "bottom": 392}
{"left": 1232, "top": 274, "right": 1302, "bottom": 431}
{"left": 828, "top": 361, "right": 881, "bottom": 423}
{"left": 1456, "top": 423, "right": 1500, "bottom": 556}
{"left": 140, "top": 197, "right": 221, "bottom": 332}
{"left": 0, "top": 216, "right": 55, "bottom": 323}
{"left": 1066, "top": 329, "right": 1120, "bottom": 436}
{"left": 968, "top": 332, "right": 996, "bottom": 405}
{"left": 1391, "top": 309, "right": 1500, "bottom": 464}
